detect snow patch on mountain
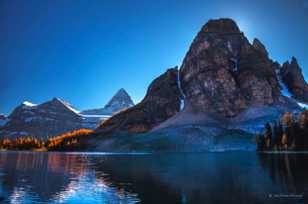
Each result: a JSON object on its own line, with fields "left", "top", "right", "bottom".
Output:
{"left": 22, "top": 101, "right": 37, "bottom": 107}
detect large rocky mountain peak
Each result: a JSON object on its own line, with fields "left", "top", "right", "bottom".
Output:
{"left": 96, "top": 18, "right": 306, "bottom": 137}
{"left": 180, "top": 18, "right": 285, "bottom": 117}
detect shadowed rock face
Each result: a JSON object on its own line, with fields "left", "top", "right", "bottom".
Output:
{"left": 281, "top": 57, "right": 308, "bottom": 103}
{"left": 97, "top": 68, "right": 181, "bottom": 133}
{"left": 180, "top": 18, "right": 281, "bottom": 117}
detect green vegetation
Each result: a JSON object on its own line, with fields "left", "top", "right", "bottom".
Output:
{"left": 0, "top": 129, "right": 94, "bottom": 151}
{"left": 256, "top": 110, "right": 308, "bottom": 151}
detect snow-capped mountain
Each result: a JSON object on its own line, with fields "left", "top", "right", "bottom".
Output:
{"left": 0, "top": 98, "right": 85, "bottom": 138}
{"left": 81, "top": 88, "right": 134, "bottom": 115}
{"left": 0, "top": 89, "right": 134, "bottom": 138}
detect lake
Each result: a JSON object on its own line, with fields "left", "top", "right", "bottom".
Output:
{"left": 0, "top": 151, "right": 307, "bottom": 204}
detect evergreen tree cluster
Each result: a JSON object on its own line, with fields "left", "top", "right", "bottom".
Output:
{"left": 256, "top": 110, "right": 308, "bottom": 151}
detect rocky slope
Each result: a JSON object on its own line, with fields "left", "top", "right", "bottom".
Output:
{"left": 97, "top": 68, "right": 181, "bottom": 133}
{"left": 81, "top": 88, "right": 134, "bottom": 115}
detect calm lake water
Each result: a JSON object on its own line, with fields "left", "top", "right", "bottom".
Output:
{"left": 0, "top": 151, "right": 307, "bottom": 204}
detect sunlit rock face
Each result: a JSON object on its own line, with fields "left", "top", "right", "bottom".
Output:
{"left": 180, "top": 18, "right": 282, "bottom": 117}
{"left": 0, "top": 98, "right": 83, "bottom": 138}
{"left": 97, "top": 67, "right": 181, "bottom": 133}
{"left": 280, "top": 57, "right": 308, "bottom": 103}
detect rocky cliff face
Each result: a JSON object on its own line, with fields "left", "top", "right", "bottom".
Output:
{"left": 97, "top": 68, "right": 181, "bottom": 133}
{"left": 81, "top": 88, "right": 134, "bottom": 115}
{"left": 280, "top": 57, "right": 308, "bottom": 103}
{"left": 0, "top": 98, "right": 84, "bottom": 138}
{"left": 180, "top": 18, "right": 283, "bottom": 117}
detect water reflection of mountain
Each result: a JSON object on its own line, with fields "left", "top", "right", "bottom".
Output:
{"left": 0, "top": 152, "right": 307, "bottom": 204}
{"left": 0, "top": 152, "right": 88, "bottom": 202}
{"left": 90, "top": 153, "right": 286, "bottom": 204}
{"left": 0, "top": 152, "right": 139, "bottom": 203}
{"left": 258, "top": 153, "right": 308, "bottom": 203}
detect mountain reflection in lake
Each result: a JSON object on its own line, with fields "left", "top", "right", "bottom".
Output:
{"left": 0, "top": 152, "right": 307, "bottom": 204}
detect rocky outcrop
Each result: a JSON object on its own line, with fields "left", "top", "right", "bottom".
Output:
{"left": 97, "top": 68, "right": 181, "bottom": 133}
{"left": 180, "top": 18, "right": 285, "bottom": 117}
{"left": 81, "top": 88, "right": 134, "bottom": 115}
{"left": 280, "top": 57, "right": 308, "bottom": 103}
{"left": 0, "top": 98, "right": 84, "bottom": 138}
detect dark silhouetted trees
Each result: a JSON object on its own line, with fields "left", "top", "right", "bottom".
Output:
{"left": 257, "top": 110, "right": 308, "bottom": 151}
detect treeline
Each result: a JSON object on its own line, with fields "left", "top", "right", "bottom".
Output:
{"left": 256, "top": 110, "right": 308, "bottom": 151}
{"left": 0, "top": 129, "right": 94, "bottom": 151}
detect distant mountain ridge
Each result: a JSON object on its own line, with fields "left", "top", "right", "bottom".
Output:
{"left": 0, "top": 89, "right": 134, "bottom": 138}
{"left": 0, "top": 98, "right": 83, "bottom": 138}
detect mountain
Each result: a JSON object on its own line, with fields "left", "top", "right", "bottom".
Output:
{"left": 81, "top": 88, "right": 134, "bottom": 115}
{"left": 93, "top": 18, "right": 307, "bottom": 151}
{"left": 0, "top": 89, "right": 134, "bottom": 138}
{"left": 0, "top": 98, "right": 84, "bottom": 138}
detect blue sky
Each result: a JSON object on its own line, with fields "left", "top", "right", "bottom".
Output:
{"left": 1, "top": 0, "right": 308, "bottom": 114}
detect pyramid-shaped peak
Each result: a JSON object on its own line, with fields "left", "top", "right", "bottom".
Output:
{"left": 116, "top": 88, "right": 129, "bottom": 95}
{"left": 104, "top": 88, "right": 134, "bottom": 109}
{"left": 201, "top": 18, "right": 241, "bottom": 34}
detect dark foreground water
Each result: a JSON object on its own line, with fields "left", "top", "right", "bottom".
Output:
{"left": 0, "top": 152, "right": 307, "bottom": 204}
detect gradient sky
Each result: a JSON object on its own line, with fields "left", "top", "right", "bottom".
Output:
{"left": 1, "top": 0, "right": 308, "bottom": 115}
